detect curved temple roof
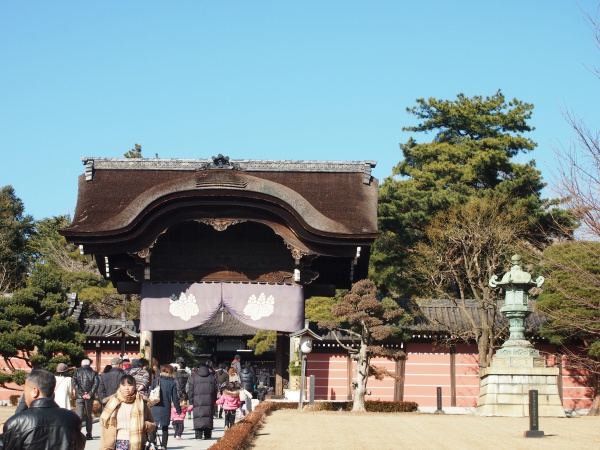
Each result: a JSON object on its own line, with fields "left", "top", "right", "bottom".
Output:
{"left": 61, "top": 157, "right": 380, "bottom": 253}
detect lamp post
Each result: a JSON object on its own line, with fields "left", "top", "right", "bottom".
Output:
{"left": 289, "top": 320, "right": 322, "bottom": 410}
{"left": 297, "top": 336, "right": 313, "bottom": 410}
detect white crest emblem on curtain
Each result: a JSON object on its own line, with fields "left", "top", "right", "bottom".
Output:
{"left": 243, "top": 293, "right": 275, "bottom": 321}
{"left": 169, "top": 292, "right": 200, "bottom": 321}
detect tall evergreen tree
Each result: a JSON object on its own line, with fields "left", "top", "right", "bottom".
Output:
{"left": 371, "top": 91, "right": 570, "bottom": 297}
{"left": 0, "top": 263, "right": 86, "bottom": 388}
{"left": 0, "top": 186, "right": 35, "bottom": 294}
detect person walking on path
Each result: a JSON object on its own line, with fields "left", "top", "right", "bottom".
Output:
{"left": 188, "top": 361, "right": 218, "bottom": 440}
{"left": 228, "top": 367, "right": 240, "bottom": 384}
{"left": 239, "top": 362, "right": 255, "bottom": 413}
{"left": 99, "top": 374, "right": 156, "bottom": 450}
{"left": 170, "top": 399, "right": 193, "bottom": 441}
{"left": 148, "top": 364, "right": 181, "bottom": 450}
{"left": 215, "top": 363, "right": 229, "bottom": 418}
{"left": 215, "top": 381, "right": 242, "bottom": 430}
{"left": 125, "top": 358, "right": 150, "bottom": 396}
{"left": 256, "top": 368, "right": 270, "bottom": 403}
{"left": 238, "top": 383, "right": 253, "bottom": 416}
{"left": 73, "top": 358, "right": 100, "bottom": 440}
{"left": 1, "top": 368, "right": 86, "bottom": 450}
{"left": 99, "top": 357, "right": 125, "bottom": 407}
{"left": 230, "top": 354, "right": 242, "bottom": 376}
{"left": 54, "top": 363, "right": 73, "bottom": 410}
{"left": 173, "top": 358, "right": 189, "bottom": 402}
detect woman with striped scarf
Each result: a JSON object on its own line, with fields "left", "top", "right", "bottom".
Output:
{"left": 99, "top": 374, "right": 157, "bottom": 450}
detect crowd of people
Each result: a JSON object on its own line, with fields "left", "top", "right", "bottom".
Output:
{"left": 0, "top": 354, "right": 273, "bottom": 449}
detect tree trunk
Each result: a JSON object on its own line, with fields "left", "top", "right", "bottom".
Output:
{"left": 352, "top": 344, "right": 369, "bottom": 412}
{"left": 477, "top": 327, "right": 491, "bottom": 369}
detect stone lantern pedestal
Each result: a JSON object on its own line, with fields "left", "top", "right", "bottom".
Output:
{"left": 476, "top": 255, "right": 565, "bottom": 417}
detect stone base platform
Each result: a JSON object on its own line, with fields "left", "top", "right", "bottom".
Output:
{"left": 476, "top": 366, "right": 565, "bottom": 417}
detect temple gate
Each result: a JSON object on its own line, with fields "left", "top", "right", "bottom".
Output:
{"left": 61, "top": 155, "right": 379, "bottom": 394}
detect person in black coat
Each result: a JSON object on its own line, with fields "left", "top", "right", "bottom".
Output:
{"left": 98, "top": 357, "right": 124, "bottom": 406}
{"left": 1, "top": 368, "right": 86, "bottom": 450}
{"left": 188, "top": 362, "right": 218, "bottom": 440}
{"left": 72, "top": 358, "right": 99, "bottom": 440}
{"left": 148, "top": 364, "right": 181, "bottom": 450}
{"left": 239, "top": 362, "right": 255, "bottom": 413}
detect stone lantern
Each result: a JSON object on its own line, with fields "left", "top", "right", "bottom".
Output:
{"left": 476, "top": 254, "right": 565, "bottom": 417}
{"left": 488, "top": 254, "right": 545, "bottom": 367}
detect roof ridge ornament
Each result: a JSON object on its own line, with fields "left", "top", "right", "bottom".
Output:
{"left": 83, "top": 158, "right": 95, "bottom": 181}
{"left": 197, "top": 154, "right": 242, "bottom": 171}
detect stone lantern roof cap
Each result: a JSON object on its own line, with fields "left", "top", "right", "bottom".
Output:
{"left": 489, "top": 254, "right": 545, "bottom": 289}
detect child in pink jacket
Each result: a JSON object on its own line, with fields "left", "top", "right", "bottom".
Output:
{"left": 171, "top": 400, "right": 194, "bottom": 440}
{"left": 215, "top": 382, "right": 242, "bottom": 429}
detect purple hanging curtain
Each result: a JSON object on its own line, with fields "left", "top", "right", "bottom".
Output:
{"left": 140, "top": 282, "right": 222, "bottom": 331}
{"left": 222, "top": 282, "right": 304, "bottom": 332}
{"left": 140, "top": 282, "right": 304, "bottom": 332}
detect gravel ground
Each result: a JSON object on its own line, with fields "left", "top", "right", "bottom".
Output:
{"left": 3, "top": 405, "right": 600, "bottom": 449}
{"left": 251, "top": 410, "right": 600, "bottom": 450}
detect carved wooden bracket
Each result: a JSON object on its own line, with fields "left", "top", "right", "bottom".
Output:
{"left": 196, "top": 218, "right": 247, "bottom": 232}
{"left": 128, "top": 228, "right": 168, "bottom": 260}
{"left": 287, "top": 244, "right": 309, "bottom": 261}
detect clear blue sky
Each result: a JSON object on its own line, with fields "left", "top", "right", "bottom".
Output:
{"left": 1, "top": 1, "right": 599, "bottom": 220}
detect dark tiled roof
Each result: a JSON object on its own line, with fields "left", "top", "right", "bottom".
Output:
{"left": 310, "top": 298, "right": 548, "bottom": 341}
{"left": 83, "top": 318, "right": 140, "bottom": 337}
{"left": 64, "top": 293, "right": 84, "bottom": 321}
{"left": 190, "top": 310, "right": 260, "bottom": 337}
{"left": 407, "top": 298, "right": 547, "bottom": 333}
{"left": 62, "top": 157, "right": 379, "bottom": 238}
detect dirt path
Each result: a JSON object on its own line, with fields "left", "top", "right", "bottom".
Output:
{"left": 251, "top": 410, "right": 600, "bottom": 450}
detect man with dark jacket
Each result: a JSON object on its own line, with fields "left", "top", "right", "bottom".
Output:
{"left": 98, "top": 357, "right": 124, "bottom": 404}
{"left": 72, "top": 358, "right": 99, "bottom": 440}
{"left": 188, "top": 362, "right": 218, "bottom": 440}
{"left": 1, "top": 368, "right": 86, "bottom": 450}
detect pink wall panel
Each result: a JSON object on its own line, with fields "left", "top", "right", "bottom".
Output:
{"left": 307, "top": 354, "right": 350, "bottom": 400}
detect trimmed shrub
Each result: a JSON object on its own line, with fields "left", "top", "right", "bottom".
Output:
{"left": 208, "top": 400, "right": 419, "bottom": 449}
{"left": 304, "top": 400, "right": 418, "bottom": 413}
{"left": 208, "top": 401, "right": 296, "bottom": 450}
{"left": 9, "top": 395, "right": 21, "bottom": 406}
